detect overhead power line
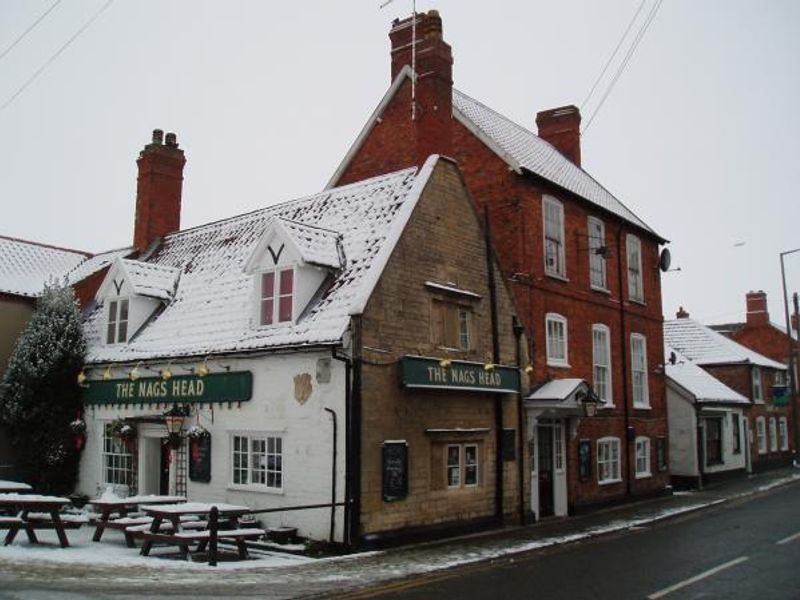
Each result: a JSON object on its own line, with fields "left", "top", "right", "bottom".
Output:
{"left": 582, "top": 0, "right": 664, "bottom": 135}
{"left": 1, "top": 0, "right": 115, "bottom": 112}
{"left": 0, "top": 0, "right": 64, "bottom": 63}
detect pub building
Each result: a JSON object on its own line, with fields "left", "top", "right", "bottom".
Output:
{"left": 75, "top": 133, "right": 528, "bottom": 546}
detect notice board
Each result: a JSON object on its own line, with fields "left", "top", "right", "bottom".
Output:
{"left": 189, "top": 435, "right": 211, "bottom": 483}
{"left": 382, "top": 442, "right": 408, "bottom": 502}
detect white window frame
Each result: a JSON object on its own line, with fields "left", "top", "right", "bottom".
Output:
{"left": 779, "top": 416, "right": 789, "bottom": 451}
{"left": 446, "top": 443, "right": 479, "bottom": 489}
{"left": 597, "top": 436, "right": 621, "bottom": 484}
{"left": 756, "top": 417, "right": 767, "bottom": 454}
{"left": 626, "top": 234, "right": 644, "bottom": 302}
{"left": 106, "top": 298, "right": 130, "bottom": 345}
{"left": 543, "top": 196, "right": 566, "bottom": 278}
{"left": 751, "top": 366, "right": 763, "bottom": 402}
{"left": 635, "top": 436, "right": 651, "bottom": 478}
{"left": 230, "top": 433, "right": 283, "bottom": 492}
{"left": 259, "top": 268, "right": 294, "bottom": 326}
{"left": 588, "top": 216, "right": 608, "bottom": 291}
{"left": 769, "top": 417, "right": 778, "bottom": 452}
{"left": 545, "top": 313, "right": 569, "bottom": 367}
{"left": 630, "top": 333, "right": 650, "bottom": 408}
{"left": 102, "top": 423, "right": 134, "bottom": 487}
{"left": 592, "top": 324, "right": 613, "bottom": 406}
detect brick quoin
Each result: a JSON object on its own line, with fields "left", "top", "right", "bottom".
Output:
{"left": 336, "top": 10, "right": 670, "bottom": 513}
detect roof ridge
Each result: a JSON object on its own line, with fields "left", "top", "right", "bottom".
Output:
{"left": 0, "top": 233, "right": 92, "bottom": 257}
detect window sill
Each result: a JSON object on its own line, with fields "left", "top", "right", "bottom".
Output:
{"left": 598, "top": 402, "right": 615, "bottom": 410}
{"left": 635, "top": 472, "right": 652, "bottom": 479}
{"left": 544, "top": 272, "right": 569, "bottom": 283}
{"left": 599, "top": 478, "right": 622, "bottom": 486}
{"left": 547, "top": 361, "right": 571, "bottom": 369}
{"left": 591, "top": 285, "right": 611, "bottom": 295}
{"left": 633, "top": 404, "right": 652, "bottom": 411}
{"left": 227, "top": 485, "right": 284, "bottom": 495}
{"left": 628, "top": 297, "right": 646, "bottom": 306}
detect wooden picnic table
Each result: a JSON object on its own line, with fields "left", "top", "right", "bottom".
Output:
{"left": 0, "top": 493, "right": 73, "bottom": 548}
{"left": 138, "top": 502, "right": 261, "bottom": 561}
{"left": 0, "top": 480, "right": 32, "bottom": 494}
{"left": 90, "top": 494, "right": 185, "bottom": 543}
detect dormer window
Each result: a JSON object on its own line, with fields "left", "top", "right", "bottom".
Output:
{"left": 106, "top": 299, "right": 129, "bottom": 344}
{"left": 260, "top": 269, "right": 294, "bottom": 326}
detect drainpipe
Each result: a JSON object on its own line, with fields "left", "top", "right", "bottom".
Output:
{"left": 331, "top": 346, "right": 352, "bottom": 546}
{"left": 484, "top": 206, "right": 504, "bottom": 524}
{"left": 323, "top": 407, "right": 337, "bottom": 542}
{"left": 349, "top": 317, "right": 363, "bottom": 546}
{"left": 513, "top": 316, "right": 526, "bottom": 524}
{"left": 616, "top": 226, "right": 633, "bottom": 498}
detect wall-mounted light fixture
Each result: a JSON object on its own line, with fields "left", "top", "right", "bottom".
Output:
{"left": 129, "top": 362, "right": 142, "bottom": 381}
{"left": 103, "top": 366, "right": 113, "bottom": 381}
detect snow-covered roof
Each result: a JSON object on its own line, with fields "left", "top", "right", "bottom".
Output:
{"left": 120, "top": 259, "right": 180, "bottom": 301}
{"left": 279, "top": 219, "right": 343, "bottom": 269}
{"left": 663, "top": 318, "right": 786, "bottom": 369}
{"left": 327, "top": 66, "right": 662, "bottom": 241}
{"left": 453, "top": 90, "right": 661, "bottom": 240}
{"left": 66, "top": 247, "right": 131, "bottom": 285}
{"left": 83, "top": 159, "right": 437, "bottom": 363}
{"left": 527, "top": 378, "right": 586, "bottom": 401}
{"left": 0, "top": 235, "right": 89, "bottom": 298}
{"left": 665, "top": 346, "right": 749, "bottom": 405}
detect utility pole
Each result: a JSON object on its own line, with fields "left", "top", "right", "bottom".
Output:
{"left": 779, "top": 248, "right": 800, "bottom": 464}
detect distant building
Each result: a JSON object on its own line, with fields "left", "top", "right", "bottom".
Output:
{"left": 665, "top": 346, "right": 749, "bottom": 487}
{"left": 329, "top": 10, "right": 672, "bottom": 517}
{"left": 665, "top": 310, "right": 792, "bottom": 475}
{"left": 0, "top": 235, "right": 89, "bottom": 478}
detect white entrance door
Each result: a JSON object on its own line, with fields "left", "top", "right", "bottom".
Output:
{"left": 529, "top": 418, "right": 569, "bottom": 519}
{"left": 552, "top": 420, "right": 568, "bottom": 516}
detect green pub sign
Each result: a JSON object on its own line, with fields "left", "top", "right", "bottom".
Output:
{"left": 400, "top": 356, "right": 520, "bottom": 393}
{"left": 83, "top": 372, "right": 253, "bottom": 405}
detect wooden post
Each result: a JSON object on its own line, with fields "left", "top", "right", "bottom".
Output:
{"left": 209, "top": 506, "right": 219, "bottom": 566}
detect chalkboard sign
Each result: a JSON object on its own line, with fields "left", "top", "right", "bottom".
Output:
{"left": 189, "top": 434, "right": 211, "bottom": 483}
{"left": 656, "top": 437, "right": 668, "bottom": 472}
{"left": 382, "top": 442, "right": 408, "bottom": 502}
{"left": 578, "top": 439, "right": 592, "bottom": 481}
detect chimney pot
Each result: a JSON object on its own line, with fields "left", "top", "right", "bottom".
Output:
{"left": 676, "top": 306, "right": 690, "bottom": 319}
{"left": 165, "top": 132, "right": 178, "bottom": 148}
{"left": 152, "top": 129, "right": 164, "bottom": 145}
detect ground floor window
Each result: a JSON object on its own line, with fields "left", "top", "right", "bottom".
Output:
{"left": 103, "top": 423, "right": 134, "bottom": 486}
{"left": 446, "top": 443, "right": 479, "bottom": 488}
{"left": 756, "top": 417, "right": 767, "bottom": 454}
{"left": 769, "top": 417, "right": 778, "bottom": 452}
{"left": 597, "top": 437, "right": 621, "bottom": 484}
{"left": 779, "top": 417, "right": 789, "bottom": 451}
{"left": 732, "top": 414, "right": 741, "bottom": 454}
{"left": 704, "top": 418, "right": 723, "bottom": 465}
{"left": 232, "top": 433, "right": 282, "bottom": 489}
{"left": 635, "top": 436, "right": 651, "bottom": 477}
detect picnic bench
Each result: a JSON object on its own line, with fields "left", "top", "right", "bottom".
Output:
{"left": 0, "top": 480, "right": 32, "bottom": 494}
{"left": 138, "top": 502, "right": 264, "bottom": 563}
{"left": 90, "top": 494, "right": 185, "bottom": 544}
{"left": 0, "top": 494, "right": 75, "bottom": 548}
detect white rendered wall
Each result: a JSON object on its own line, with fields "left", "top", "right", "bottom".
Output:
{"left": 666, "top": 387, "right": 698, "bottom": 477}
{"left": 700, "top": 408, "right": 746, "bottom": 474}
{"left": 78, "top": 350, "right": 348, "bottom": 542}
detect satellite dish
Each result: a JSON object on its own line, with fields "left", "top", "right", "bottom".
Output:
{"left": 659, "top": 248, "right": 672, "bottom": 272}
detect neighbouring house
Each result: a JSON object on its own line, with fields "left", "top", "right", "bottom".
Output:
{"left": 711, "top": 290, "right": 798, "bottom": 458}
{"left": 0, "top": 235, "right": 90, "bottom": 478}
{"left": 664, "top": 310, "right": 792, "bottom": 474}
{"left": 74, "top": 131, "right": 528, "bottom": 547}
{"left": 665, "top": 346, "right": 749, "bottom": 488}
{"left": 328, "top": 10, "right": 671, "bottom": 517}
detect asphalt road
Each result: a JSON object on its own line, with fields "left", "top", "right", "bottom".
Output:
{"left": 345, "top": 483, "right": 800, "bottom": 600}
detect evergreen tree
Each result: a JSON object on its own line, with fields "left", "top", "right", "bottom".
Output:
{"left": 0, "top": 281, "right": 86, "bottom": 494}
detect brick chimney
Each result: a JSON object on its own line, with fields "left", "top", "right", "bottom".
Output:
{"left": 746, "top": 290, "right": 769, "bottom": 327}
{"left": 536, "top": 106, "right": 582, "bottom": 166}
{"left": 133, "top": 129, "right": 186, "bottom": 253}
{"left": 389, "top": 10, "right": 453, "bottom": 166}
{"left": 676, "top": 306, "right": 690, "bottom": 319}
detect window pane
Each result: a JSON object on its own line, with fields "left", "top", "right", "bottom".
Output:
{"left": 117, "top": 320, "right": 128, "bottom": 342}
{"left": 279, "top": 269, "right": 294, "bottom": 294}
{"left": 278, "top": 296, "right": 292, "bottom": 322}
{"left": 458, "top": 309, "right": 471, "bottom": 350}
{"left": 447, "top": 445, "right": 461, "bottom": 487}
{"left": 261, "top": 298, "right": 274, "bottom": 325}
{"left": 261, "top": 272, "right": 275, "bottom": 298}
{"left": 119, "top": 299, "right": 129, "bottom": 320}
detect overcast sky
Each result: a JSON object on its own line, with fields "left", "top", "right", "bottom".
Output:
{"left": 1, "top": 1, "right": 799, "bottom": 327}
